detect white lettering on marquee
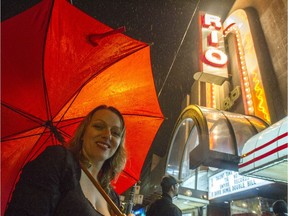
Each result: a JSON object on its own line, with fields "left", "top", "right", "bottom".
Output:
{"left": 208, "top": 170, "right": 272, "bottom": 200}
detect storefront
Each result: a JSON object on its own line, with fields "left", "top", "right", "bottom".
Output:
{"left": 164, "top": 105, "right": 287, "bottom": 215}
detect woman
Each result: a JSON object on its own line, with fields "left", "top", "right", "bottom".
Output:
{"left": 5, "top": 105, "right": 127, "bottom": 216}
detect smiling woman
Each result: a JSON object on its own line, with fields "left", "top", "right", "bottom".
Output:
{"left": 5, "top": 105, "right": 127, "bottom": 216}
{"left": 81, "top": 109, "right": 125, "bottom": 164}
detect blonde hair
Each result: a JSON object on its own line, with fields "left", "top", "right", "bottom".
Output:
{"left": 67, "top": 105, "right": 126, "bottom": 193}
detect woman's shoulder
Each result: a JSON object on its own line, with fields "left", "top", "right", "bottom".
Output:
{"left": 44, "top": 145, "right": 69, "bottom": 155}
{"left": 26, "top": 145, "right": 77, "bottom": 173}
{"left": 44, "top": 145, "right": 79, "bottom": 168}
{"left": 24, "top": 145, "right": 81, "bottom": 186}
{"left": 39, "top": 145, "right": 75, "bottom": 161}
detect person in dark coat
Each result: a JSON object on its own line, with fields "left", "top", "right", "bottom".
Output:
{"left": 5, "top": 105, "right": 127, "bottom": 216}
{"left": 272, "top": 200, "right": 288, "bottom": 216}
{"left": 146, "top": 175, "right": 182, "bottom": 216}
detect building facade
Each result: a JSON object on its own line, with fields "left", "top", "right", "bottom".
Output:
{"left": 139, "top": 0, "right": 287, "bottom": 215}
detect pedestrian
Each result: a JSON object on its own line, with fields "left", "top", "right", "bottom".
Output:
{"left": 5, "top": 105, "right": 127, "bottom": 216}
{"left": 272, "top": 200, "right": 288, "bottom": 216}
{"left": 146, "top": 175, "right": 182, "bottom": 216}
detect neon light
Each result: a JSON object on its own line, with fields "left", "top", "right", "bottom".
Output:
{"left": 203, "top": 49, "right": 228, "bottom": 67}
{"left": 202, "top": 14, "right": 222, "bottom": 30}
{"left": 223, "top": 9, "right": 271, "bottom": 124}
{"left": 208, "top": 31, "right": 219, "bottom": 46}
{"left": 223, "top": 23, "right": 254, "bottom": 114}
{"left": 252, "top": 70, "right": 270, "bottom": 122}
{"left": 200, "top": 12, "right": 229, "bottom": 74}
{"left": 200, "top": 13, "right": 229, "bottom": 108}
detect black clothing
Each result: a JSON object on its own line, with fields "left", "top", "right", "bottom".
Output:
{"left": 146, "top": 193, "right": 182, "bottom": 216}
{"left": 5, "top": 145, "right": 120, "bottom": 216}
{"left": 273, "top": 200, "right": 288, "bottom": 216}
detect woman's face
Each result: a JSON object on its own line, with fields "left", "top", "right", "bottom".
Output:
{"left": 82, "top": 109, "right": 123, "bottom": 163}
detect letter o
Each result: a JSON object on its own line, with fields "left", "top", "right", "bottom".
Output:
{"left": 203, "top": 49, "right": 228, "bottom": 67}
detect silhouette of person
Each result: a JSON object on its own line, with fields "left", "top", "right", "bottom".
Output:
{"left": 272, "top": 200, "right": 288, "bottom": 216}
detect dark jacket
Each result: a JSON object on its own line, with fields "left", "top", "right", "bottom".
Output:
{"left": 5, "top": 145, "right": 120, "bottom": 216}
{"left": 146, "top": 193, "right": 182, "bottom": 216}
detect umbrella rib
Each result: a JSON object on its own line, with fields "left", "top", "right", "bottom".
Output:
{"left": 41, "top": 0, "right": 56, "bottom": 122}
{"left": 122, "top": 113, "right": 165, "bottom": 119}
{"left": 55, "top": 117, "right": 83, "bottom": 128}
{"left": 1, "top": 101, "right": 45, "bottom": 125}
{"left": 122, "top": 170, "right": 139, "bottom": 182}
{"left": 54, "top": 91, "right": 82, "bottom": 127}
{"left": 25, "top": 132, "right": 55, "bottom": 162}
{"left": 53, "top": 126, "right": 77, "bottom": 144}
{"left": 2, "top": 130, "right": 52, "bottom": 142}
{"left": 56, "top": 129, "right": 72, "bottom": 142}
{"left": 42, "top": 78, "right": 53, "bottom": 121}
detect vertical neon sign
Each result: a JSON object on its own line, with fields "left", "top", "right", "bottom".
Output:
{"left": 197, "top": 13, "right": 229, "bottom": 82}
{"left": 201, "top": 14, "right": 228, "bottom": 68}
{"left": 194, "top": 13, "right": 229, "bottom": 108}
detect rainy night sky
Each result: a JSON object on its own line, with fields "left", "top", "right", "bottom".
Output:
{"left": 2, "top": 0, "right": 235, "bottom": 167}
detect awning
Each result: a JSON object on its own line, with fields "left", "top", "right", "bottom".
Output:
{"left": 239, "top": 116, "right": 288, "bottom": 183}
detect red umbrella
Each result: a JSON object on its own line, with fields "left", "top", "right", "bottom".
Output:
{"left": 1, "top": 0, "right": 164, "bottom": 213}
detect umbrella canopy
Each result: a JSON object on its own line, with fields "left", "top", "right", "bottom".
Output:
{"left": 1, "top": 0, "right": 164, "bottom": 213}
